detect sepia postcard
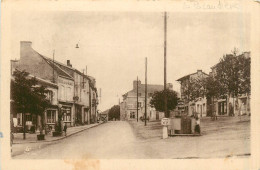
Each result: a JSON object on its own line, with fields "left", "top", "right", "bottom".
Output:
{"left": 1, "top": 0, "right": 260, "bottom": 170}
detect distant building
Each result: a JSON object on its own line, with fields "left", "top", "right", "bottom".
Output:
{"left": 121, "top": 80, "right": 173, "bottom": 121}
{"left": 176, "top": 70, "right": 209, "bottom": 117}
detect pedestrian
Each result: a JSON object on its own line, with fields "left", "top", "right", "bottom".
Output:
{"left": 194, "top": 117, "right": 201, "bottom": 134}
{"left": 63, "top": 123, "right": 67, "bottom": 136}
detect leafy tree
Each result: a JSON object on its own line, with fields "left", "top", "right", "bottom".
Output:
{"left": 108, "top": 105, "right": 120, "bottom": 121}
{"left": 215, "top": 51, "right": 251, "bottom": 115}
{"left": 204, "top": 75, "right": 221, "bottom": 116}
{"left": 31, "top": 85, "right": 51, "bottom": 135}
{"left": 150, "top": 89, "right": 178, "bottom": 118}
{"left": 237, "top": 53, "right": 251, "bottom": 95}
{"left": 215, "top": 54, "right": 240, "bottom": 115}
{"left": 11, "top": 70, "right": 51, "bottom": 139}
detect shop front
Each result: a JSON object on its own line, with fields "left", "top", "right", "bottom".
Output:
{"left": 45, "top": 108, "right": 58, "bottom": 131}
{"left": 60, "top": 104, "right": 73, "bottom": 127}
{"left": 218, "top": 99, "right": 227, "bottom": 115}
{"left": 75, "top": 104, "right": 83, "bottom": 125}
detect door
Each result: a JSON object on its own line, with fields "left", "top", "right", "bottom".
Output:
{"left": 156, "top": 111, "right": 159, "bottom": 120}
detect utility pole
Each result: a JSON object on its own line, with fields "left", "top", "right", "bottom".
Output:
{"left": 53, "top": 50, "right": 55, "bottom": 83}
{"left": 137, "top": 76, "right": 139, "bottom": 122}
{"left": 145, "top": 57, "right": 147, "bottom": 126}
{"left": 100, "top": 88, "right": 101, "bottom": 104}
{"left": 164, "top": 11, "right": 168, "bottom": 118}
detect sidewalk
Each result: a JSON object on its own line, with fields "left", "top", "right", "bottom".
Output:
{"left": 13, "top": 122, "right": 103, "bottom": 144}
{"left": 12, "top": 122, "right": 104, "bottom": 157}
{"left": 128, "top": 115, "right": 250, "bottom": 158}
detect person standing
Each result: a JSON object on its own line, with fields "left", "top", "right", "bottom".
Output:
{"left": 63, "top": 124, "right": 67, "bottom": 136}
{"left": 195, "top": 117, "right": 201, "bottom": 134}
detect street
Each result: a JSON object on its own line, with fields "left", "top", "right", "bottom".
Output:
{"left": 14, "top": 116, "right": 250, "bottom": 159}
{"left": 14, "top": 121, "right": 150, "bottom": 159}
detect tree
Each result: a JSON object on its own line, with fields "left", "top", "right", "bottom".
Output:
{"left": 204, "top": 75, "right": 221, "bottom": 116}
{"left": 108, "top": 105, "right": 120, "bottom": 121}
{"left": 215, "top": 51, "right": 251, "bottom": 116}
{"left": 11, "top": 70, "right": 50, "bottom": 139}
{"left": 31, "top": 85, "right": 51, "bottom": 135}
{"left": 215, "top": 53, "right": 240, "bottom": 115}
{"left": 150, "top": 89, "right": 178, "bottom": 118}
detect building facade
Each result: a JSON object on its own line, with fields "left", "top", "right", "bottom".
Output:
{"left": 11, "top": 41, "right": 98, "bottom": 131}
{"left": 177, "top": 70, "right": 209, "bottom": 117}
{"left": 121, "top": 80, "right": 172, "bottom": 121}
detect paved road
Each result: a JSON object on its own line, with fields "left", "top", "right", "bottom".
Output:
{"left": 14, "top": 121, "right": 154, "bottom": 159}
{"left": 14, "top": 119, "right": 250, "bottom": 159}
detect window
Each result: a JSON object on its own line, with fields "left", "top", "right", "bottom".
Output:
{"left": 138, "top": 93, "right": 141, "bottom": 96}
{"left": 138, "top": 102, "right": 142, "bottom": 107}
{"left": 25, "top": 114, "right": 32, "bottom": 121}
{"left": 61, "top": 85, "right": 65, "bottom": 100}
{"left": 47, "top": 91, "right": 54, "bottom": 103}
{"left": 67, "top": 87, "right": 71, "bottom": 100}
{"left": 149, "top": 93, "right": 153, "bottom": 97}
{"left": 62, "top": 107, "right": 71, "bottom": 121}
{"left": 130, "top": 112, "right": 135, "bottom": 118}
{"left": 47, "top": 110, "right": 56, "bottom": 123}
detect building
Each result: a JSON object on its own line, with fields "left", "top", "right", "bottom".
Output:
{"left": 11, "top": 41, "right": 98, "bottom": 131}
{"left": 176, "top": 70, "right": 209, "bottom": 117}
{"left": 121, "top": 80, "right": 173, "bottom": 121}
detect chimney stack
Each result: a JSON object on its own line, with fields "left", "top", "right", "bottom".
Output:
{"left": 133, "top": 80, "right": 141, "bottom": 89}
{"left": 20, "top": 41, "right": 32, "bottom": 48}
{"left": 67, "top": 60, "right": 72, "bottom": 67}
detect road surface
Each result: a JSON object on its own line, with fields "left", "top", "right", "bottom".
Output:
{"left": 14, "top": 121, "right": 155, "bottom": 159}
{"left": 14, "top": 119, "right": 250, "bottom": 159}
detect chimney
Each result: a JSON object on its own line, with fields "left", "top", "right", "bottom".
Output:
{"left": 67, "top": 60, "right": 72, "bottom": 67}
{"left": 133, "top": 80, "right": 141, "bottom": 89}
{"left": 167, "top": 83, "right": 173, "bottom": 90}
{"left": 20, "top": 41, "right": 33, "bottom": 61}
{"left": 197, "top": 69, "right": 202, "bottom": 73}
{"left": 20, "top": 41, "right": 32, "bottom": 48}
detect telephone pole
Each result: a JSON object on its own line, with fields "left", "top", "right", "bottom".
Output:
{"left": 145, "top": 57, "right": 147, "bottom": 126}
{"left": 164, "top": 11, "right": 168, "bottom": 118}
{"left": 52, "top": 50, "right": 55, "bottom": 83}
{"left": 137, "top": 76, "right": 139, "bottom": 122}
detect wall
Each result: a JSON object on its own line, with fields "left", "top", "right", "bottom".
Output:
{"left": 57, "top": 76, "right": 74, "bottom": 102}
{"left": 19, "top": 41, "right": 58, "bottom": 82}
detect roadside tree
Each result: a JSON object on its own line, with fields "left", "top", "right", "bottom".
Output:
{"left": 150, "top": 89, "right": 178, "bottom": 118}
{"left": 11, "top": 70, "right": 50, "bottom": 139}
{"left": 108, "top": 105, "right": 120, "bottom": 121}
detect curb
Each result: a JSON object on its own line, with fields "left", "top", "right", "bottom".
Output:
{"left": 12, "top": 122, "right": 105, "bottom": 145}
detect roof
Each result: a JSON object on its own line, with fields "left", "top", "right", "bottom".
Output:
{"left": 41, "top": 55, "right": 74, "bottom": 80}
{"left": 125, "top": 84, "right": 164, "bottom": 97}
{"left": 176, "top": 70, "right": 209, "bottom": 82}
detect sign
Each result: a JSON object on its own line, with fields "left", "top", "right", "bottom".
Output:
{"left": 161, "top": 118, "right": 170, "bottom": 126}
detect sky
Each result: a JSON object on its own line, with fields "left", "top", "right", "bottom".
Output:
{"left": 10, "top": 11, "right": 250, "bottom": 111}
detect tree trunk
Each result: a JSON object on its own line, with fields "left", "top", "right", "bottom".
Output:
{"left": 212, "top": 96, "right": 214, "bottom": 116}
{"left": 226, "top": 94, "right": 230, "bottom": 116}
{"left": 23, "top": 112, "right": 26, "bottom": 140}
{"left": 40, "top": 111, "right": 45, "bottom": 135}
{"left": 245, "top": 93, "right": 248, "bottom": 115}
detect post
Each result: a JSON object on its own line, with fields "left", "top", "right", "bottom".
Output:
{"left": 53, "top": 50, "right": 55, "bottom": 83}
{"left": 100, "top": 88, "right": 101, "bottom": 104}
{"left": 137, "top": 76, "right": 139, "bottom": 122}
{"left": 23, "top": 112, "right": 26, "bottom": 139}
{"left": 145, "top": 58, "right": 147, "bottom": 126}
{"left": 164, "top": 12, "right": 168, "bottom": 118}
